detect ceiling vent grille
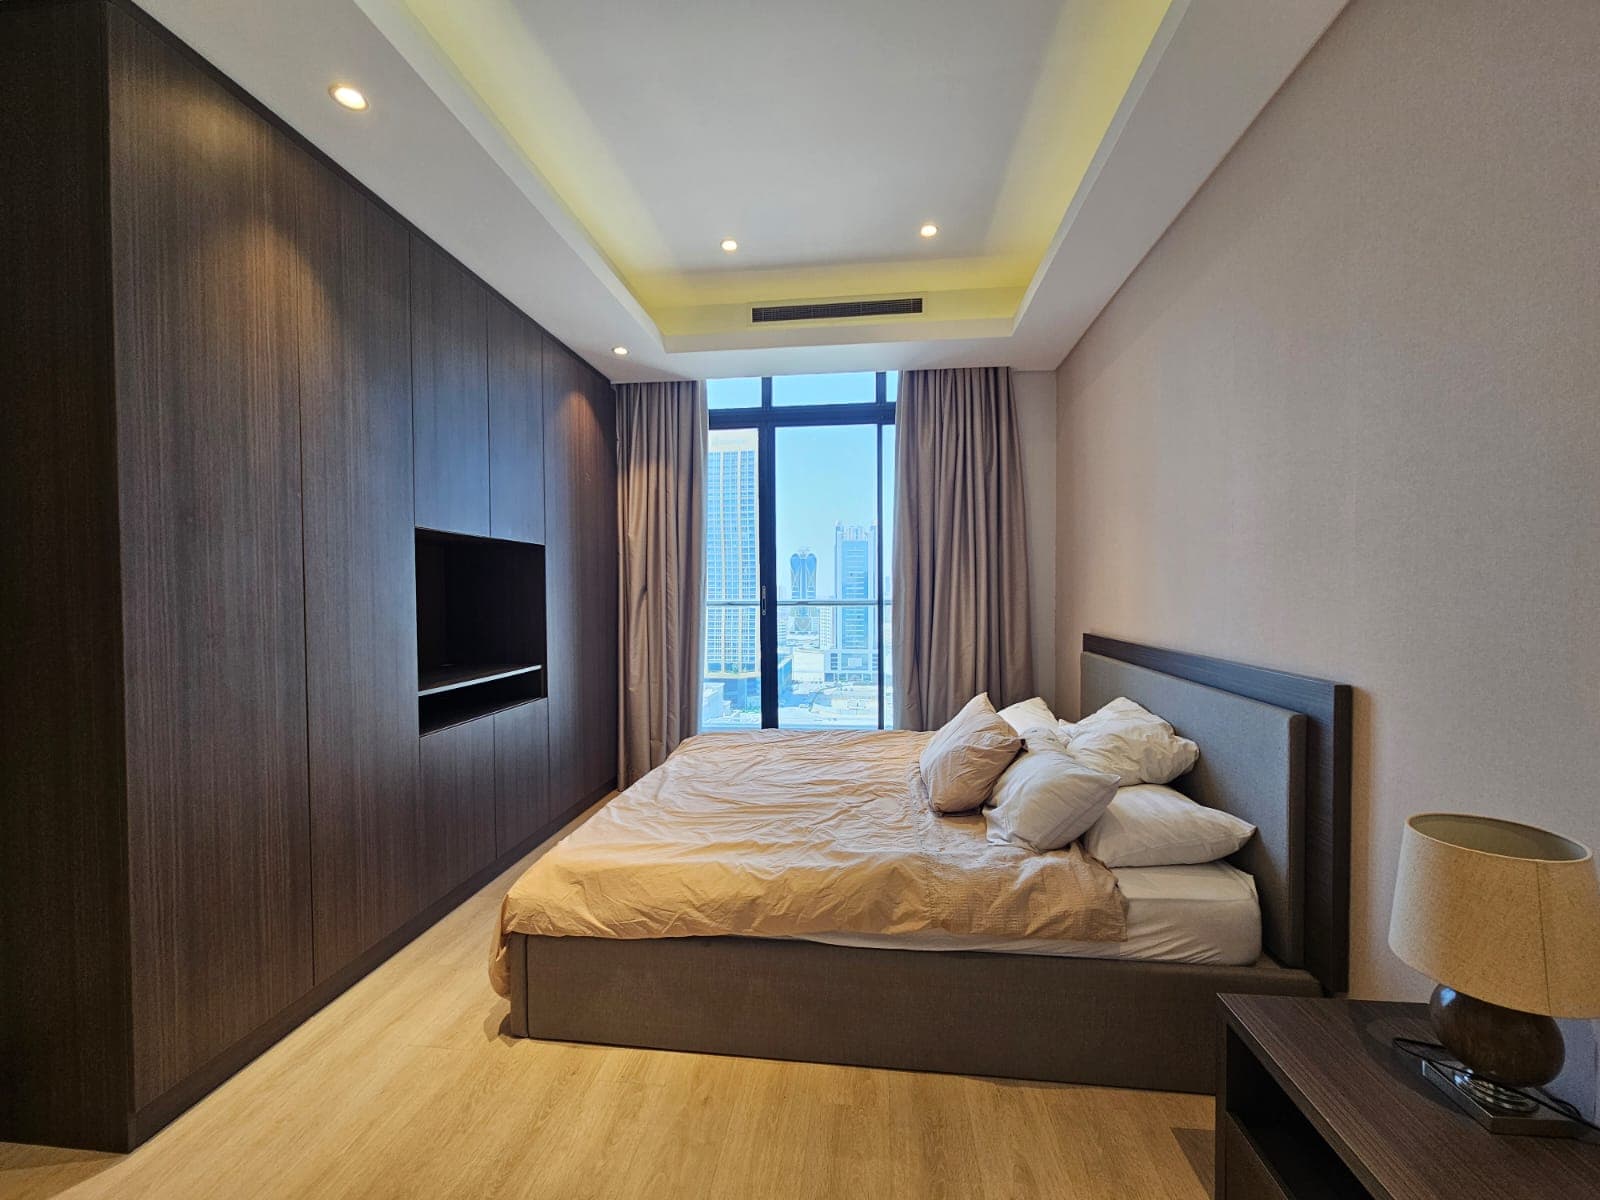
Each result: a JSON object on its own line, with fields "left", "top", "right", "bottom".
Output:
{"left": 751, "top": 297, "right": 923, "bottom": 323}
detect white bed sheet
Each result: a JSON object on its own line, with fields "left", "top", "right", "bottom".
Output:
{"left": 798, "top": 859, "right": 1262, "bottom": 966}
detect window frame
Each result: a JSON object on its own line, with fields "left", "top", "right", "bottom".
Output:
{"left": 707, "top": 373, "right": 896, "bottom": 729}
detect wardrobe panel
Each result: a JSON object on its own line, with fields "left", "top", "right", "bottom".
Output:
{"left": 495, "top": 699, "right": 550, "bottom": 852}
{"left": 1, "top": 0, "right": 629, "bottom": 1151}
{"left": 582, "top": 366, "right": 617, "bottom": 800}
{"left": 299, "top": 170, "right": 422, "bottom": 979}
{"left": 488, "top": 297, "right": 546, "bottom": 543}
{"left": 0, "top": 0, "right": 133, "bottom": 1151}
{"left": 542, "top": 345, "right": 581, "bottom": 807}
{"left": 580, "top": 365, "right": 620, "bottom": 797}
{"left": 543, "top": 345, "right": 619, "bottom": 809}
{"left": 107, "top": 5, "right": 314, "bottom": 1107}
{"left": 418, "top": 717, "right": 497, "bottom": 907}
{"left": 412, "top": 236, "right": 489, "bottom": 536}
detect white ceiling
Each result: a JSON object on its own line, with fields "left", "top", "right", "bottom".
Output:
{"left": 490, "top": 0, "right": 1071, "bottom": 276}
{"left": 134, "top": 0, "right": 1346, "bottom": 382}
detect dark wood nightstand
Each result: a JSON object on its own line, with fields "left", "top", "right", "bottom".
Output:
{"left": 1216, "top": 995, "right": 1600, "bottom": 1199}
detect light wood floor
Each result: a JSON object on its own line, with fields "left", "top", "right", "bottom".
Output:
{"left": 1, "top": 803, "right": 1214, "bottom": 1200}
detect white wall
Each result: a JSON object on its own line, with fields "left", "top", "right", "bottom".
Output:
{"left": 1053, "top": 0, "right": 1599, "bottom": 1112}
{"left": 1012, "top": 370, "right": 1058, "bottom": 709}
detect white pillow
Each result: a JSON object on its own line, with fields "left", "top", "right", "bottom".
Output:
{"left": 985, "top": 735, "right": 1119, "bottom": 852}
{"left": 1058, "top": 697, "right": 1198, "bottom": 786}
{"left": 997, "top": 696, "right": 1058, "bottom": 736}
{"left": 1082, "top": 784, "right": 1256, "bottom": 868}
{"left": 1057, "top": 695, "right": 1174, "bottom": 740}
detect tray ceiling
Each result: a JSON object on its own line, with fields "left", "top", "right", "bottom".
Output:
{"left": 133, "top": 0, "right": 1346, "bottom": 379}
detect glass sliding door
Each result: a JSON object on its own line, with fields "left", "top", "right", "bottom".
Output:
{"left": 774, "top": 424, "right": 889, "bottom": 729}
{"left": 702, "top": 372, "right": 896, "bottom": 732}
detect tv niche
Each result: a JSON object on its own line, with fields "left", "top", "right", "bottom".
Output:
{"left": 415, "top": 529, "right": 546, "bottom": 735}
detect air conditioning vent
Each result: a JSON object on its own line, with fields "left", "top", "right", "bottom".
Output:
{"left": 751, "top": 297, "right": 923, "bottom": 323}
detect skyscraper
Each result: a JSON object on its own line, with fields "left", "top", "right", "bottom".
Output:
{"left": 833, "top": 522, "right": 877, "bottom": 651}
{"left": 788, "top": 547, "right": 817, "bottom": 637}
{"left": 703, "top": 432, "right": 760, "bottom": 712}
{"left": 789, "top": 548, "right": 817, "bottom": 600}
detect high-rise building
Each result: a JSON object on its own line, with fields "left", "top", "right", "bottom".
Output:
{"left": 788, "top": 547, "right": 818, "bottom": 638}
{"left": 825, "top": 523, "right": 878, "bottom": 684}
{"left": 833, "top": 522, "right": 877, "bottom": 651}
{"left": 704, "top": 433, "right": 760, "bottom": 711}
{"left": 789, "top": 549, "right": 817, "bottom": 600}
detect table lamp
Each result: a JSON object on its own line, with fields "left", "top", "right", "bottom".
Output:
{"left": 1388, "top": 812, "right": 1600, "bottom": 1135}
{"left": 1388, "top": 812, "right": 1600, "bottom": 1132}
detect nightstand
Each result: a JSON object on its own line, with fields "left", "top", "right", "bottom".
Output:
{"left": 1216, "top": 995, "right": 1600, "bottom": 1199}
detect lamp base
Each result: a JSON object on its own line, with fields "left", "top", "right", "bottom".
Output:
{"left": 1419, "top": 1059, "right": 1586, "bottom": 1138}
{"left": 1428, "top": 984, "right": 1565, "bottom": 1087}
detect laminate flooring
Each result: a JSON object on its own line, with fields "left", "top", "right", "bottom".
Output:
{"left": 1, "top": 800, "right": 1213, "bottom": 1199}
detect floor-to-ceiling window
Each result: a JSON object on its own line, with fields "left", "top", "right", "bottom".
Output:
{"left": 702, "top": 372, "right": 898, "bottom": 731}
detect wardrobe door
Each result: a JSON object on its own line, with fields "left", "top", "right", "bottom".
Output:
{"left": 412, "top": 236, "right": 489, "bottom": 536}
{"left": 544, "top": 346, "right": 619, "bottom": 810}
{"left": 488, "top": 297, "right": 546, "bottom": 543}
{"left": 495, "top": 699, "right": 550, "bottom": 852}
{"left": 0, "top": 0, "right": 133, "bottom": 1152}
{"left": 107, "top": 7, "right": 313, "bottom": 1107}
{"left": 581, "top": 366, "right": 619, "bottom": 798}
{"left": 418, "top": 716, "right": 497, "bottom": 906}
{"left": 299, "top": 171, "right": 421, "bottom": 978}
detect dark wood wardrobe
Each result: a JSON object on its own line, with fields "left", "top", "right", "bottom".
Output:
{"left": 0, "top": 0, "right": 618, "bottom": 1152}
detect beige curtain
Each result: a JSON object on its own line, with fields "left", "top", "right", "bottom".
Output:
{"left": 616, "top": 380, "right": 707, "bottom": 788}
{"left": 892, "top": 367, "right": 1032, "bottom": 730}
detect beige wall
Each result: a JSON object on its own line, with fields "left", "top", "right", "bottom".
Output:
{"left": 1013, "top": 370, "right": 1059, "bottom": 708}
{"left": 1053, "top": 0, "right": 1599, "bottom": 1087}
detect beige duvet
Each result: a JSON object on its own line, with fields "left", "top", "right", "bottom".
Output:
{"left": 491, "top": 729, "right": 1125, "bottom": 996}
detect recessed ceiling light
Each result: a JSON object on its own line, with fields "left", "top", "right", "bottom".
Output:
{"left": 919, "top": 223, "right": 939, "bottom": 239}
{"left": 612, "top": 346, "right": 629, "bottom": 356}
{"left": 330, "top": 84, "right": 368, "bottom": 111}
{"left": 721, "top": 238, "right": 739, "bottom": 253}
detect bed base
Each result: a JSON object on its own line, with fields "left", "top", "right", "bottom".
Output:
{"left": 502, "top": 638, "right": 1350, "bottom": 1095}
{"left": 506, "top": 933, "right": 1320, "bottom": 1094}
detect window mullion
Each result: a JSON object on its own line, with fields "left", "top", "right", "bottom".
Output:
{"left": 758, "top": 422, "right": 778, "bottom": 728}
{"left": 876, "top": 421, "right": 886, "bottom": 730}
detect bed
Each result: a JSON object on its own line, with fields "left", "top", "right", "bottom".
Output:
{"left": 496, "top": 635, "right": 1350, "bottom": 1093}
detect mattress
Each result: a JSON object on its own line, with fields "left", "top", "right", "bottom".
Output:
{"left": 799, "top": 859, "right": 1262, "bottom": 966}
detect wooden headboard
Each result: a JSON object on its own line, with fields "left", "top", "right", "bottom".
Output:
{"left": 1082, "top": 635, "right": 1352, "bottom": 994}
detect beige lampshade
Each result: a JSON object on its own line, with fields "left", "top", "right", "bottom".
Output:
{"left": 1388, "top": 813, "right": 1600, "bottom": 1018}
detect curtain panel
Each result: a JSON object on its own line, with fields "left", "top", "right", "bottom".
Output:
{"left": 615, "top": 380, "right": 707, "bottom": 788}
{"left": 892, "top": 366, "right": 1032, "bottom": 730}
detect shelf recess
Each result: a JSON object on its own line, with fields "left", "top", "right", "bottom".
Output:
{"left": 418, "top": 662, "right": 542, "bottom": 698}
